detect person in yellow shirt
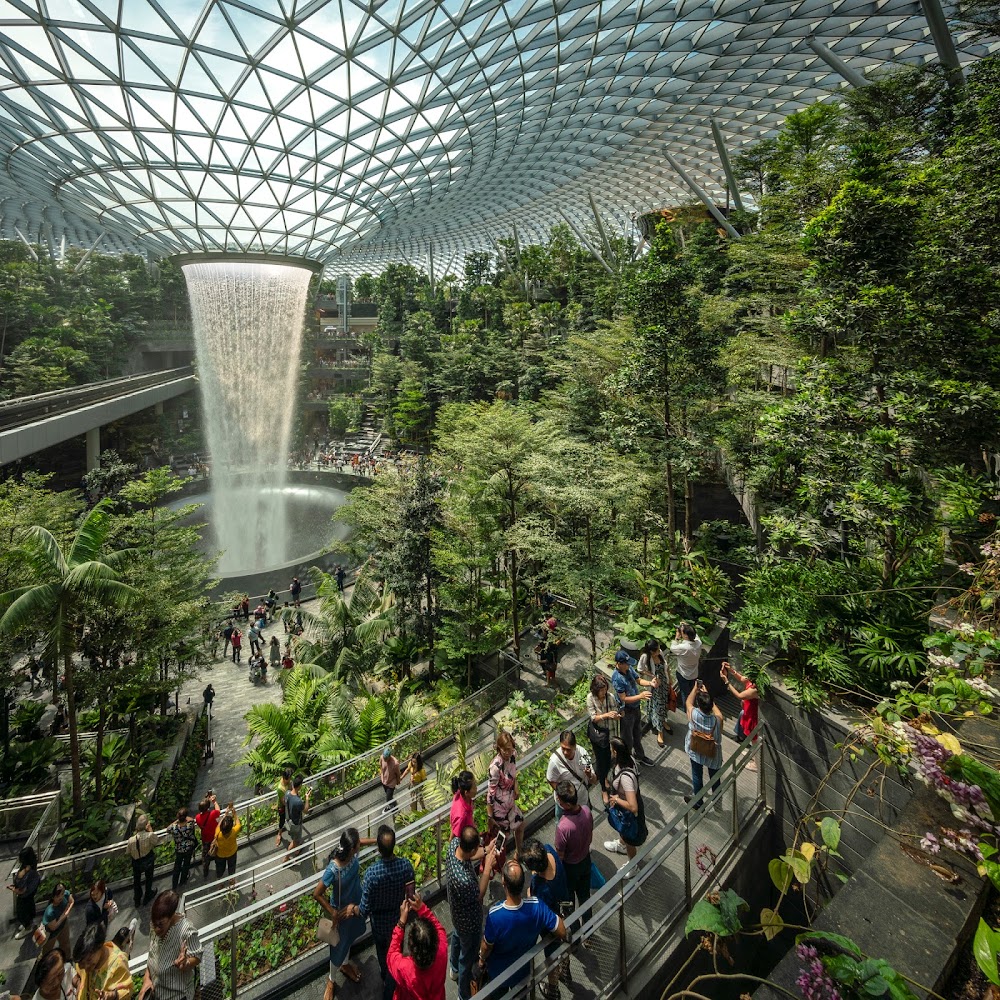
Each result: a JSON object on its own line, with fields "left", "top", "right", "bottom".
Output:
{"left": 74, "top": 923, "right": 132, "bottom": 1000}
{"left": 212, "top": 804, "right": 242, "bottom": 879}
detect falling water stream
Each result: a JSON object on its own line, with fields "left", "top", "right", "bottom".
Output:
{"left": 182, "top": 259, "right": 313, "bottom": 575}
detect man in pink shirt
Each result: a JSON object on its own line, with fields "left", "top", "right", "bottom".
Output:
{"left": 554, "top": 781, "right": 594, "bottom": 907}
{"left": 381, "top": 749, "right": 402, "bottom": 811}
{"left": 388, "top": 894, "right": 448, "bottom": 1000}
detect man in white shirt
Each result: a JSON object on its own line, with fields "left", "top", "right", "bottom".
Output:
{"left": 546, "top": 730, "right": 596, "bottom": 818}
{"left": 670, "top": 622, "right": 703, "bottom": 709}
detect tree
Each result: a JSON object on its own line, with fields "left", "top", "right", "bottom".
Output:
{"left": 0, "top": 501, "right": 136, "bottom": 812}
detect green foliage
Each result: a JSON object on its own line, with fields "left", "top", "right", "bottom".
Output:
{"left": 684, "top": 890, "right": 748, "bottom": 937}
{"left": 974, "top": 918, "right": 1000, "bottom": 986}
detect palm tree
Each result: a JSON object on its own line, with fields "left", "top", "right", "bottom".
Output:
{"left": 0, "top": 501, "right": 135, "bottom": 813}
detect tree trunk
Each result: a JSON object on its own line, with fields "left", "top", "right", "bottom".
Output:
{"left": 64, "top": 650, "right": 83, "bottom": 814}
{"left": 94, "top": 700, "right": 107, "bottom": 801}
{"left": 585, "top": 519, "right": 597, "bottom": 655}
{"left": 684, "top": 472, "right": 693, "bottom": 543}
{"left": 509, "top": 547, "right": 520, "bottom": 658}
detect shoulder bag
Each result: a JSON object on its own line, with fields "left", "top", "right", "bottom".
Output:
{"left": 689, "top": 714, "right": 719, "bottom": 758}
{"left": 587, "top": 698, "right": 611, "bottom": 748}
{"left": 556, "top": 750, "right": 593, "bottom": 805}
{"left": 607, "top": 767, "right": 639, "bottom": 842}
{"left": 317, "top": 867, "right": 341, "bottom": 947}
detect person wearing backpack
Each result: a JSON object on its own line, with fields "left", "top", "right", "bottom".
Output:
{"left": 684, "top": 681, "right": 724, "bottom": 808}
{"left": 603, "top": 738, "right": 647, "bottom": 860}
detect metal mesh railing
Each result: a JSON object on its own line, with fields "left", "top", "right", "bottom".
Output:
{"left": 4, "top": 791, "right": 60, "bottom": 923}
{"left": 127, "top": 717, "right": 591, "bottom": 993}
{"left": 477, "top": 725, "right": 768, "bottom": 1000}
{"left": 27, "top": 664, "right": 520, "bottom": 894}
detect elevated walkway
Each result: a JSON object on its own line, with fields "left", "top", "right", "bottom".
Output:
{"left": 0, "top": 367, "right": 196, "bottom": 466}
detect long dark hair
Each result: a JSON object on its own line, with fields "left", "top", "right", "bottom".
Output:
{"left": 610, "top": 736, "right": 634, "bottom": 771}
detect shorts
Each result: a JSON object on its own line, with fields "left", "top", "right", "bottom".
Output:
{"left": 287, "top": 820, "right": 304, "bottom": 843}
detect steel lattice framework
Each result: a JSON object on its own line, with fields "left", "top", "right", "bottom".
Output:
{"left": 0, "top": 0, "right": 994, "bottom": 273}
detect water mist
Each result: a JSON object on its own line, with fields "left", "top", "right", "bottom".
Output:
{"left": 181, "top": 257, "right": 315, "bottom": 575}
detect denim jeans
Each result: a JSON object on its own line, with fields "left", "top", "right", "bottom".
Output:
{"left": 450, "top": 925, "right": 482, "bottom": 1000}
{"left": 374, "top": 933, "right": 396, "bottom": 1000}
{"left": 676, "top": 675, "right": 696, "bottom": 712}
{"left": 172, "top": 850, "right": 194, "bottom": 889}
{"left": 689, "top": 759, "right": 720, "bottom": 805}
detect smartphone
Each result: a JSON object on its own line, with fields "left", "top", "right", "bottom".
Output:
{"left": 405, "top": 880, "right": 416, "bottom": 900}
{"left": 494, "top": 831, "right": 506, "bottom": 852}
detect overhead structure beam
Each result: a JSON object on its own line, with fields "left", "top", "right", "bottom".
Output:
{"left": 14, "top": 227, "right": 39, "bottom": 261}
{"left": 73, "top": 232, "right": 105, "bottom": 274}
{"left": 557, "top": 209, "right": 615, "bottom": 276}
{"left": 588, "top": 192, "right": 615, "bottom": 262}
{"left": 662, "top": 151, "right": 742, "bottom": 240}
{"left": 806, "top": 37, "right": 871, "bottom": 88}
{"left": 428, "top": 241, "right": 435, "bottom": 295}
{"left": 710, "top": 118, "right": 746, "bottom": 213}
{"left": 918, "top": 0, "right": 965, "bottom": 83}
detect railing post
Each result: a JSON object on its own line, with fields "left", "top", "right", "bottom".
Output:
{"left": 732, "top": 765, "right": 740, "bottom": 846}
{"left": 435, "top": 818, "right": 443, "bottom": 885}
{"left": 618, "top": 885, "right": 628, "bottom": 990}
{"left": 230, "top": 922, "right": 239, "bottom": 1000}
{"left": 683, "top": 811, "right": 692, "bottom": 911}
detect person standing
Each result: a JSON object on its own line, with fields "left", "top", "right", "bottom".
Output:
{"left": 603, "top": 738, "right": 648, "bottom": 861}
{"left": 221, "top": 622, "right": 234, "bottom": 659}
{"left": 344, "top": 825, "right": 415, "bottom": 1000}
{"left": 212, "top": 804, "right": 241, "bottom": 879}
{"left": 195, "top": 795, "right": 220, "bottom": 879}
{"left": 168, "top": 809, "right": 198, "bottom": 890}
{"left": 722, "top": 660, "right": 760, "bottom": 769}
{"left": 472, "top": 861, "right": 566, "bottom": 995}
{"left": 240, "top": 595, "right": 250, "bottom": 621}
{"left": 387, "top": 895, "right": 448, "bottom": 1000}
{"left": 403, "top": 752, "right": 428, "bottom": 812}
{"left": 445, "top": 827, "right": 496, "bottom": 1000}
{"left": 380, "top": 749, "right": 402, "bottom": 810}
{"left": 230, "top": 627, "right": 242, "bottom": 664}
{"left": 610, "top": 651, "right": 655, "bottom": 766}
{"left": 84, "top": 879, "right": 116, "bottom": 928}
{"left": 126, "top": 815, "right": 160, "bottom": 907}
{"left": 248, "top": 621, "right": 263, "bottom": 656}
{"left": 274, "top": 768, "right": 293, "bottom": 848}
{"left": 140, "top": 891, "right": 202, "bottom": 1000}
{"left": 554, "top": 782, "right": 593, "bottom": 908}
{"left": 545, "top": 730, "right": 596, "bottom": 819}
{"left": 312, "top": 828, "right": 375, "bottom": 1000}
{"left": 8, "top": 846, "right": 40, "bottom": 940}
{"left": 684, "top": 681, "right": 724, "bottom": 807}
{"left": 335, "top": 565, "right": 347, "bottom": 592}
{"left": 670, "top": 622, "right": 703, "bottom": 710}
{"left": 638, "top": 639, "right": 673, "bottom": 744}
{"left": 539, "top": 616, "right": 561, "bottom": 687}
{"left": 290, "top": 576, "right": 302, "bottom": 607}
{"left": 450, "top": 771, "right": 477, "bottom": 838}
{"left": 520, "top": 839, "right": 573, "bottom": 999}
{"left": 40, "top": 883, "right": 74, "bottom": 956}
{"left": 202, "top": 684, "right": 215, "bottom": 716}
{"left": 73, "top": 922, "right": 132, "bottom": 1000}
{"left": 283, "top": 775, "right": 311, "bottom": 860}
{"left": 487, "top": 731, "right": 524, "bottom": 857}
{"left": 269, "top": 635, "right": 282, "bottom": 676}
{"left": 586, "top": 675, "right": 620, "bottom": 810}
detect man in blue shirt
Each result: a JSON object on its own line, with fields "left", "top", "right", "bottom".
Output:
{"left": 349, "top": 825, "right": 415, "bottom": 1000}
{"left": 610, "top": 650, "right": 655, "bottom": 765}
{"left": 473, "top": 860, "right": 566, "bottom": 995}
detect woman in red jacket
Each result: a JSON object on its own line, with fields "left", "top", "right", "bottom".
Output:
{"left": 388, "top": 895, "right": 447, "bottom": 1000}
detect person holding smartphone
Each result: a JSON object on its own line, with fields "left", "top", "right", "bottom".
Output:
{"left": 387, "top": 893, "right": 448, "bottom": 1000}
{"left": 139, "top": 891, "right": 201, "bottom": 1000}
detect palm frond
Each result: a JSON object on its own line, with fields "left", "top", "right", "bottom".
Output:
{"left": 24, "top": 526, "right": 68, "bottom": 576}
{"left": 66, "top": 501, "right": 112, "bottom": 565}
{"left": 0, "top": 583, "right": 62, "bottom": 638}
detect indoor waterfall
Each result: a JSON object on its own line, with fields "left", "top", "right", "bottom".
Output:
{"left": 182, "top": 258, "right": 314, "bottom": 575}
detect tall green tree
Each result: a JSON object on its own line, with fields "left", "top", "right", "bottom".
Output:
{"left": 0, "top": 501, "right": 136, "bottom": 812}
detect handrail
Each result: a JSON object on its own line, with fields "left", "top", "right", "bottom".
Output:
{"left": 127, "top": 720, "right": 767, "bottom": 997}
{"left": 28, "top": 664, "right": 520, "bottom": 881}
{"left": 128, "top": 714, "right": 591, "bottom": 978}
{"left": 0, "top": 367, "right": 193, "bottom": 411}
{"left": 478, "top": 721, "right": 768, "bottom": 1000}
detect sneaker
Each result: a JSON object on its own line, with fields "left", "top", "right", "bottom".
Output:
{"left": 638, "top": 756, "right": 655, "bottom": 767}
{"left": 449, "top": 967, "right": 459, "bottom": 983}
{"left": 540, "top": 983, "right": 560, "bottom": 1000}
{"left": 13, "top": 924, "right": 32, "bottom": 940}
{"left": 604, "top": 839, "right": 627, "bottom": 855}
{"left": 558, "top": 963, "right": 573, "bottom": 985}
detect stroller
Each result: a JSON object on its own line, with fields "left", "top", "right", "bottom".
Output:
{"left": 249, "top": 657, "right": 267, "bottom": 685}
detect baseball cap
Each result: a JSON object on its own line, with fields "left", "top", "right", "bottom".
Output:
{"left": 614, "top": 650, "right": 636, "bottom": 666}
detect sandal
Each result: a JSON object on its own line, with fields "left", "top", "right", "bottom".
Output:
{"left": 323, "top": 979, "right": 336, "bottom": 1000}
{"left": 341, "top": 964, "right": 363, "bottom": 984}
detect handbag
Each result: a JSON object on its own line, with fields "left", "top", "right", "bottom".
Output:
{"left": 587, "top": 718, "right": 610, "bottom": 749}
{"left": 317, "top": 865, "right": 343, "bottom": 946}
{"left": 208, "top": 837, "right": 219, "bottom": 857}
{"left": 590, "top": 860, "right": 606, "bottom": 890}
{"left": 667, "top": 682, "right": 678, "bottom": 713}
{"left": 608, "top": 803, "right": 639, "bottom": 842}
{"left": 690, "top": 715, "right": 719, "bottom": 758}
{"left": 317, "top": 917, "right": 340, "bottom": 946}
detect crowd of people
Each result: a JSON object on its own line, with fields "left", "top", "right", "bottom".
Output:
{"left": 6, "top": 613, "right": 759, "bottom": 1000}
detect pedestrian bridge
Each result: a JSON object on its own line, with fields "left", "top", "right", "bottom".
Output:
{"left": 0, "top": 367, "right": 196, "bottom": 468}
{"left": 125, "top": 717, "right": 767, "bottom": 1000}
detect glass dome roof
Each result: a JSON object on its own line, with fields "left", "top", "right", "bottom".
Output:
{"left": 0, "top": 0, "right": 991, "bottom": 272}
